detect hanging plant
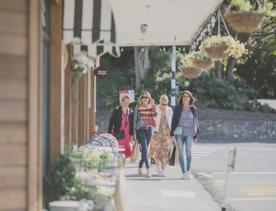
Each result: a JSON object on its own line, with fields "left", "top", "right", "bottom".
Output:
{"left": 190, "top": 51, "right": 213, "bottom": 69}
{"left": 200, "top": 35, "right": 247, "bottom": 59}
{"left": 71, "top": 52, "right": 94, "bottom": 83}
{"left": 180, "top": 54, "right": 202, "bottom": 79}
{"left": 224, "top": 0, "right": 276, "bottom": 33}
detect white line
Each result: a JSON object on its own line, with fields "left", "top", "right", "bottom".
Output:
{"left": 161, "top": 190, "right": 196, "bottom": 198}
{"left": 212, "top": 172, "right": 276, "bottom": 175}
{"left": 228, "top": 197, "right": 276, "bottom": 201}
{"left": 193, "top": 157, "right": 200, "bottom": 159}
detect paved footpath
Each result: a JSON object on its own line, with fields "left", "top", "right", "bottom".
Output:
{"left": 124, "top": 161, "right": 220, "bottom": 211}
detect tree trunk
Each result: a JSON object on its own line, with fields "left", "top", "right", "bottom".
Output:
{"left": 134, "top": 47, "right": 141, "bottom": 90}
{"left": 226, "top": 56, "right": 236, "bottom": 80}
{"left": 134, "top": 47, "right": 150, "bottom": 90}
{"left": 215, "top": 60, "right": 223, "bottom": 79}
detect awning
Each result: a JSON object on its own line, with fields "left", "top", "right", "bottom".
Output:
{"left": 63, "top": 0, "right": 222, "bottom": 56}
{"left": 63, "top": 0, "right": 120, "bottom": 57}
{"left": 109, "top": 0, "right": 222, "bottom": 46}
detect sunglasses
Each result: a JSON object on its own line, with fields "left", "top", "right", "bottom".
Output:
{"left": 142, "top": 96, "right": 149, "bottom": 99}
{"left": 161, "top": 103, "right": 167, "bottom": 106}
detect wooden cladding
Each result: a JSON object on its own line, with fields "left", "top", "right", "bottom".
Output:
{"left": 0, "top": 0, "right": 29, "bottom": 210}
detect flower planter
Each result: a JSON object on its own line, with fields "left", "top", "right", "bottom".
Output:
{"left": 203, "top": 44, "right": 229, "bottom": 59}
{"left": 224, "top": 11, "right": 264, "bottom": 33}
{"left": 181, "top": 67, "right": 202, "bottom": 79}
{"left": 192, "top": 57, "right": 213, "bottom": 69}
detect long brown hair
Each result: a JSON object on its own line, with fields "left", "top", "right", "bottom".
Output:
{"left": 178, "top": 90, "right": 195, "bottom": 105}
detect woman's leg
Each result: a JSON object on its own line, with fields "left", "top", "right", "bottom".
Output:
{"left": 137, "top": 129, "right": 148, "bottom": 169}
{"left": 144, "top": 128, "right": 152, "bottom": 169}
{"left": 184, "top": 136, "right": 193, "bottom": 172}
{"left": 176, "top": 135, "right": 186, "bottom": 173}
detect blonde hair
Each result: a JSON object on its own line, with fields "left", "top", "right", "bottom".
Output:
{"left": 159, "top": 95, "right": 169, "bottom": 104}
{"left": 139, "top": 90, "right": 153, "bottom": 106}
{"left": 120, "top": 95, "right": 130, "bottom": 105}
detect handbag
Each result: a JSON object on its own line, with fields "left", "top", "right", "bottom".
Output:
{"left": 169, "top": 145, "right": 176, "bottom": 166}
{"left": 114, "top": 131, "right": 125, "bottom": 140}
{"left": 173, "top": 126, "right": 182, "bottom": 136}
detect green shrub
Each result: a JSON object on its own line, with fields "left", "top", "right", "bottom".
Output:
{"left": 182, "top": 72, "right": 275, "bottom": 112}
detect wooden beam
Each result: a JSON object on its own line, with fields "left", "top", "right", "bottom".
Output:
{"left": 64, "top": 45, "right": 72, "bottom": 146}
{"left": 27, "top": 0, "right": 40, "bottom": 210}
{"left": 49, "top": 1, "right": 62, "bottom": 162}
{"left": 78, "top": 76, "right": 85, "bottom": 145}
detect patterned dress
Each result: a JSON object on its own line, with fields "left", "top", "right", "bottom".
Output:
{"left": 118, "top": 113, "right": 132, "bottom": 158}
{"left": 149, "top": 111, "right": 172, "bottom": 164}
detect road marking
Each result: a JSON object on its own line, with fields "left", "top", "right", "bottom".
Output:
{"left": 197, "top": 172, "right": 213, "bottom": 178}
{"left": 161, "top": 190, "right": 196, "bottom": 198}
{"left": 212, "top": 171, "right": 276, "bottom": 175}
{"left": 214, "top": 179, "right": 224, "bottom": 184}
{"left": 241, "top": 186, "right": 276, "bottom": 196}
{"left": 192, "top": 146, "right": 222, "bottom": 160}
{"left": 228, "top": 197, "right": 276, "bottom": 201}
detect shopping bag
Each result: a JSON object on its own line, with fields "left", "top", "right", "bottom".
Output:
{"left": 169, "top": 145, "right": 176, "bottom": 166}
{"left": 129, "top": 141, "right": 139, "bottom": 163}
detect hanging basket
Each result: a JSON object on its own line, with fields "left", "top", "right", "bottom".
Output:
{"left": 224, "top": 11, "right": 264, "bottom": 34}
{"left": 203, "top": 43, "right": 229, "bottom": 59}
{"left": 192, "top": 57, "right": 213, "bottom": 69}
{"left": 181, "top": 67, "right": 202, "bottom": 79}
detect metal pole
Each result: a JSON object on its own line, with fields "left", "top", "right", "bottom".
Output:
{"left": 222, "top": 147, "right": 237, "bottom": 211}
{"left": 171, "top": 46, "right": 176, "bottom": 107}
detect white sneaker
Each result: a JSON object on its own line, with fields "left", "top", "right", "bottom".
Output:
{"left": 159, "top": 170, "right": 166, "bottom": 177}
{"left": 156, "top": 165, "right": 161, "bottom": 175}
{"left": 146, "top": 169, "right": 151, "bottom": 178}
{"left": 137, "top": 168, "right": 143, "bottom": 176}
{"left": 186, "top": 171, "right": 192, "bottom": 180}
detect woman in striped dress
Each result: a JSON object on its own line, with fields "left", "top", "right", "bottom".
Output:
{"left": 133, "top": 91, "right": 157, "bottom": 178}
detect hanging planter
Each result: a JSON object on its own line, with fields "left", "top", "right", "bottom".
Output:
{"left": 200, "top": 36, "right": 230, "bottom": 59}
{"left": 181, "top": 67, "right": 202, "bottom": 79}
{"left": 190, "top": 51, "right": 213, "bottom": 69}
{"left": 224, "top": 0, "right": 276, "bottom": 34}
{"left": 192, "top": 57, "right": 213, "bottom": 69}
{"left": 224, "top": 10, "right": 263, "bottom": 33}
{"left": 71, "top": 52, "right": 94, "bottom": 83}
{"left": 200, "top": 35, "right": 247, "bottom": 59}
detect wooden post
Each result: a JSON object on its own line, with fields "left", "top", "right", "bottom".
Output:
{"left": 78, "top": 76, "right": 85, "bottom": 145}
{"left": 49, "top": 0, "right": 62, "bottom": 162}
{"left": 64, "top": 45, "right": 72, "bottom": 146}
{"left": 90, "top": 68, "right": 97, "bottom": 136}
{"left": 71, "top": 80, "right": 78, "bottom": 146}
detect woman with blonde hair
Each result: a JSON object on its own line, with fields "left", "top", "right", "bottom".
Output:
{"left": 149, "top": 95, "right": 173, "bottom": 176}
{"left": 108, "top": 95, "right": 134, "bottom": 158}
{"left": 170, "top": 90, "right": 199, "bottom": 180}
{"left": 133, "top": 91, "right": 157, "bottom": 178}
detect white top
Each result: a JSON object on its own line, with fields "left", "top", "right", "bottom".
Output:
{"left": 153, "top": 105, "right": 173, "bottom": 132}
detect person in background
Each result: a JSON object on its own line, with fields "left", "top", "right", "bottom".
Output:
{"left": 133, "top": 91, "right": 157, "bottom": 178}
{"left": 170, "top": 90, "right": 199, "bottom": 180}
{"left": 108, "top": 95, "right": 134, "bottom": 158}
{"left": 149, "top": 95, "right": 173, "bottom": 177}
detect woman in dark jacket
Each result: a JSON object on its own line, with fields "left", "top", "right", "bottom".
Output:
{"left": 170, "top": 90, "right": 199, "bottom": 180}
{"left": 108, "top": 95, "right": 134, "bottom": 158}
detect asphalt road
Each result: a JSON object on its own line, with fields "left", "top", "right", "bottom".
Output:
{"left": 192, "top": 141, "right": 276, "bottom": 211}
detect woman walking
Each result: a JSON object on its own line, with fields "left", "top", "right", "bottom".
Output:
{"left": 108, "top": 95, "right": 134, "bottom": 158}
{"left": 149, "top": 95, "right": 173, "bottom": 177}
{"left": 133, "top": 91, "right": 156, "bottom": 178}
{"left": 170, "top": 90, "right": 199, "bottom": 180}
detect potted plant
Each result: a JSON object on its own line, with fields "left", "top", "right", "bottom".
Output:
{"left": 200, "top": 35, "right": 247, "bottom": 59}
{"left": 190, "top": 51, "right": 213, "bottom": 69}
{"left": 180, "top": 54, "right": 202, "bottom": 79}
{"left": 71, "top": 52, "right": 94, "bottom": 83}
{"left": 224, "top": 0, "right": 276, "bottom": 33}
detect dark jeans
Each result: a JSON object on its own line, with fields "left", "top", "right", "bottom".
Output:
{"left": 136, "top": 127, "right": 152, "bottom": 169}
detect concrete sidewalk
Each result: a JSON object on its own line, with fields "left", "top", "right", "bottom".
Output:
{"left": 124, "top": 162, "right": 220, "bottom": 211}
